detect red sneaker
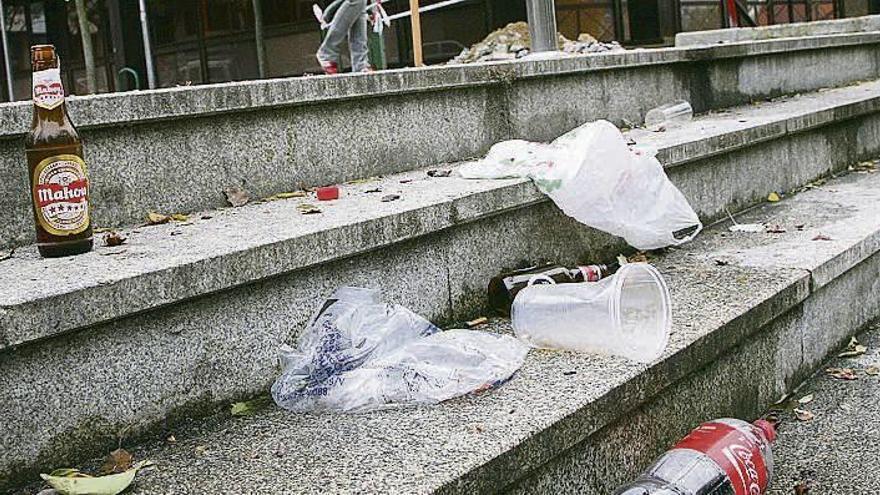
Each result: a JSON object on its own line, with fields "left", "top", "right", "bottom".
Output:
{"left": 316, "top": 55, "right": 339, "bottom": 75}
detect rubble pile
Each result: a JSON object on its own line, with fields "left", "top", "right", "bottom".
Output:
{"left": 448, "top": 22, "right": 624, "bottom": 64}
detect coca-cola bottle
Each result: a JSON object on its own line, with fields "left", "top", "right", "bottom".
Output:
{"left": 614, "top": 418, "right": 776, "bottom": 495}
{"left": 488, "top": 262, "right": 619, "bottom": 315}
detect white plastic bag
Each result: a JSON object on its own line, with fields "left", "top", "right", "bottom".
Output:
{"left": 459, "top": 120, "right": 702, "bottom": 250}
{"left": 271, "top": 287, "right": 528, "bottom": 413}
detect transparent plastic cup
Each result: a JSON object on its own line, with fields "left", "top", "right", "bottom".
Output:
{"left": 644, "top": 100, "right": 693, "bottom": 130}
{"left": 511, "top": 263, "right": 671, "bottom": 362}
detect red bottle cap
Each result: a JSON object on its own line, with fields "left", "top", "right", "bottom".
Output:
{"left": 753, "top": 419, "right": 777, "bottom": 443}
{"left": 316, "top": 186, "right": 339, "bottom": 201}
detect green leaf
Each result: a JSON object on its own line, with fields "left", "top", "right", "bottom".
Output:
{"left": 41, "top": 461, "right": 154, "bottom": 495}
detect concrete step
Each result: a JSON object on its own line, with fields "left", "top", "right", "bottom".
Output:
{"left": 3, "top": 81, "right": 880, "bottom": 489}
{"left": 3, "top": 31, "right": 880, "bottom": 249}
{"left": 14, "top": 165, "right": 880, "bottom": 494}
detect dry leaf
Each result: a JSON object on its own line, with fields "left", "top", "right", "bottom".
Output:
{"left": 171, "top": 213, "right": 189, "bottom": 222}
{"left": 714, "top": 259, "right": 730, "bottom": 266}
{"left": 99, "top": 448, "right": 133, "bottom": 475}
{"left": 166, "top": 435, "right": 177, "bottom": 444}
{"left": 146, "top": 212, "right": 170, "bottom": 225}
{"left": 826, "top": 367, "right": 858, "bottom": 380}
{"left": 41, "top": 461, "right": 154, "bottom": 495}
{"left": 103, "top": 231, "right": 127, "bottom": 247}
{"left": 365, "top": 187, "right": 382, "bottom": 194}
{"left": 838, "top": 337, "right": 868, "bottom": 358}
{"left": 729, "top": 223, "right": 765, "bottom": 233}
{"left": 795, "top": 481, "right": 813, "bottom": 494}
{"left": 812, "top": 233, "right": 833, "bottom": 241}
{"left": 793, "top": 408, "right": 815, "bottom": 421}
{"left": 795, "top": 224, "right": 805, "bottom": 230}
{"left": 194, "top": 446, "right": 207, "bottom": 456}
{"left": 767, "top": 192, "right": 781, "bottom": 202}
{"left": 225, "top": 187, "right": 250, "bottom": 207}
{"left": 798, "top": 394, "right": 814, "bottom": 405}
{"left": 274, "top": 191, "right": 307, "bottom": 200}
{"left": 467, "top": 317, "right": 489, "bottom": 328}
{"left": 381, "top": 194, "right": 401, "bottom": 202}
{"left": 399, "top": 179, "right": 413, "bottom": 184}
{"left": 427, "top": 169, "right": 452, "bottom": 178}
{"left": 866, "top": 366, "right": 880, "bottom": 376}
{"left": 297, "top": 203, "right": 322, "bottom": 215}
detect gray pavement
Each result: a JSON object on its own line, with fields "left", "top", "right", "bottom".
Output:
{"left": 767, "top": 320, "right": 880, "bottom": 494}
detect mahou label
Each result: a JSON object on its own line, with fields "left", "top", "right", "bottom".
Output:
{"left": 32, "top": 67, "right": 64, "bottom": 110}
{"left": 32, "top": 154, "right": 90, "bottom": 235}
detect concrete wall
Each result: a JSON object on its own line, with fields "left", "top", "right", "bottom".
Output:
{"left": 1, "top": 33, "right": 880, "bottom": 249}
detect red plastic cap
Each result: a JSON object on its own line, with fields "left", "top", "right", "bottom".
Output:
{"left": 316, "top": 186, "right": 339, "bottom": 201}
{"left": 753, "top": 419, "right": 777, "bottom": 443}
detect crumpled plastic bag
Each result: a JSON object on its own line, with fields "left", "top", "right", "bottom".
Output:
{"left": 459, "top": 120, "right": 702, "bottom": 250}
{"left": 271, "top": 287, "right": 529, "bottom": 413}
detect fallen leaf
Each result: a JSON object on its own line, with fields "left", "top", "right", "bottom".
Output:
{"left": 562, "top": 370, "right": 577, "bottom": 376}
{"left": 866, "top": 366, "right": 880, "bottom": 376}
{"left": 826, "top": 367, "right": 858, "bottom": 380}
{"left": 146, "top": 212, "right": 170, "bottom": 225}
{"left": 381, "top": 194, "right": 401, "bottom": 203}
{"left": 467, "top": 317, "right": 489, "bottom": 328}
{"left": 427, "top": 169, "right": 452, "bottom": 178}
{"left": 767, "top": 192, "right": 781, "bottom": 202}
{"left": 793, "top": 408, "right": 815, "bottom": 421}
{"left": 795, "top": 481, "right": 813, "bottom": 495}
{"left": 274, "top": 191, "right": 307, "bottom": 200}
{"left": 231, "top": 402, "right": 253, "bottom": 416}
{"left": 201, "top": 215, "right": 213, "bottom": 220}
{"left": 194, "top": 446, "right": 207, "bottom": 456}
{"left": 798, "top": 394, "right": 814, "bottom": 404}
{"left": 765, "top": 224, "right": 787, "bottom": 233}
{"left": 171, "top": 213, "right": 189, "bottom": 222}
{"left": 813, "top": 233, "right": 833, "bottom": 241}
{"left": 166, "top": 435, "right": 177, "bottom": 444}
{"left": 730, "top": 223, "right": 765, "bottom": 233}
{"left": 365, "top": 187, "right": 382, "bottom": 193}
{"left": 99, "top": 448, "right": 133, "bottom": 475}
{"left": 103, "top": 231, "right": 127, "bottom": 247}
{"left": 714, "top": 259, "right": 730, "bottom": 266}
{"left": 795, "top": 224, "right": 806, "bottom": 230}
{"left": 297, "top": 203, "right": 322, "bottom": 215}
{"left": 225, "top": 187, "right": 250, "bottom": 207}
{"left": 41, "top": 461, "right": 154, "bottom": 495}
{"left": 838, "top": 337, "right": 868, "bottom": 358}
{"left": 399, "top": 179, "right": 413, "bottom": 184}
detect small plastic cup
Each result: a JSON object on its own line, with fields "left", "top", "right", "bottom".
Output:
{"left": 644, "top": 100, "right": 693, "bottom": 130}
{"left": 511, "top": 263, "right": 671, "bottom": 362}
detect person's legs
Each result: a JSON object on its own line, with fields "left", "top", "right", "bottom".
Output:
{"left": 348, "top": 8, "right": 370, "bottom": 72}
{"left": 316, "top": 0, "right": 364, "bottom": 69}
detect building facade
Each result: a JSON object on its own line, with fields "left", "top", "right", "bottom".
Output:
{"left": 0, "top": 0, "right": 870, "bottom": 102}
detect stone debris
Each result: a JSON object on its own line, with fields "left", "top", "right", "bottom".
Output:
{"left": 448, "top": 22, "right": 623, "bottom": 65}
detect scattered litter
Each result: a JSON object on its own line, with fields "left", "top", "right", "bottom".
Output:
{"left": 365, "top": 187, "right": 382, "bottom": 193}
{"left": 41, "top": 460, "right": 154, "bottom": 495}
{"left": 0, "top": 247, "right": 14, "bottom": 262}
{"left": 850, "top": 161, "right": 877, "bottom": 173}
{"left": 644, "top": 101, "right": 692, "bottom": 131}
{"left": 448, "top": 22, "right": 623, "bottom": 65}
{"left": 103, "top": 231, "right": 127, "bottom": 247}
{"left": 826, "top": 367, "right": 858, "bottom": 380}
{"left": 765, "top": 224, "right": 787, "bottom": 233}
{"left": 459, "top": 120, "right": 702, "bottom": 250}
{"left": 798, "top": 394, "right": 814, "bottom": 405}
{"left": 812, "top": 233, "right": 833, "bottom": 241}
{"left": 297, "top": 203, "right": 322, "bottom": 215}
{"left": 767, "top": 192, "right": 781, "bottom": 202}
{"left": 512, "top": 263, "right": 670, "bottom": 363}
{"left": 381, "top": 194, "right": 401, "bottom": 202}
{"left": 427, "top": 169, "right": 453, "bottom": 178}
{"left": 838, "top": 337, "right": 868, "bottom": 358}
{"left": 225, "top": 187, "right": 250, "bottom": 207}
{"left": 729, "top": 223, "right": 765, "bottom": 233}
{"left": 466, "top": 317, "right": 489, "bottom": 328}
{"left": 793, "top": 408, "right": 815, "bottom": 421}
{"left": 271, "top": 287, "right": 528, "bottom": 412}
{"left": 146, "top": 212, "right": 171, "bottom": 225}
{"left": 316, "top": 186, "right": 340, "bottom": 201}
{"left": 99, "top": 449, "right": 133, "bottom": 475}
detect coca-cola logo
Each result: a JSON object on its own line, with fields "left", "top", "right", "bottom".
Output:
{"left": 723, "top": 443, "right": 762, "bottom": 495}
